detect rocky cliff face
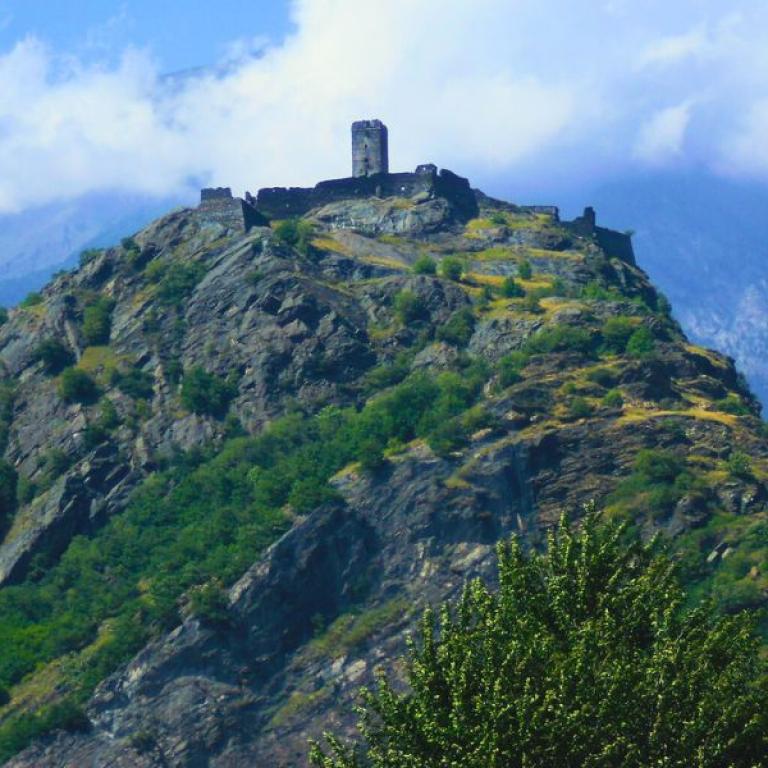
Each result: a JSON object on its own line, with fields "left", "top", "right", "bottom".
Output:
{"left": 2, "top": 182, "right": 767, "bottom": 766}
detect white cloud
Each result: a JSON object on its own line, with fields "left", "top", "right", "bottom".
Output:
{"left": 634, "top": 102, "right": 693, "bottom": 164}
{"left": 0, "top": 0, "right": 767, "bottom": 215}
{"left": 638, "top": 25, "right": 708, "bottom": 68}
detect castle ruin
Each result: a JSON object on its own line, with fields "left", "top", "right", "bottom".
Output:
{"left": 351, "top": 119, "right": 389, "bottom": 177}
{"left": 195, "top": 119, "right": 634, "bottom": 263}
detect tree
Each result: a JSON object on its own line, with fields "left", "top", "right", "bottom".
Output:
{"left": 273, "top": 218, "right": 316, "bottom": 256}
{"left": 34, "top": 339, "right": 75, "bottom": 375}
{"left": 517, "top": 259, "right": 532, "bottom": 279}
{"left": 412, "top": 256, "right": 437, "bottom": 276}
{"left": 0, "top": 460, "right": 17, "bottom": 531}
{"left": 393, "top": 291, "right": 424, "bottom": 325}
{"left": 435, "top": 308, "right": 475, "bottom": 347}
{"left": 311, "top": 513, "right": 768, "bottom": 767}
{"left": 500, "top": 276, "right": 524, "bottom": 298}
{"left": 626, "top": 326, "right": 656, "bottom": 359}
{"left": 180, "top": 367, "right": 236, "bottom": 418}
{"left": 601, "top": 316, "right": 636, "bottom": 353}
{"left": 82, "top": 297, "right": 115, "bottom": 345}
{"left": 58, "top": 368, "right": 98, "bottom": 405}
{"left": 440, "top": 257, "right": 463, "bottom": 282}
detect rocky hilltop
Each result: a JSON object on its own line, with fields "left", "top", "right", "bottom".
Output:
{"left": 0, "top": 173, "right": 767, "bottom": 766}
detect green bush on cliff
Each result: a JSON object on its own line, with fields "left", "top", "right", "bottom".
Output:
{"left": 393, "top": 290, "right": 424, "bottom": 324}
{"left": 180, "top": 367, "right": 237, "bottom": 418}
{"left": 0, "top": 460, "right": 18, "bottom": 532}
{"left": 82, "top": 297, "right": 116, "bottom": 345}
{"left": 609, "top": 449, "right": 701, "bottom": 520}
{"left": 34, "top": 339, "right": 75, "bottom": 375}
{"left": 156, "top": 262, "right": 206, "bottom": 307}
{"left": 0, "top": 307, "right": 7, "bottom": 326}
{"left": 501, "top": 276, "right": 525, "bottom": 298}
{"left": 58, "top": 367, "right": 98, "bottom": 405}
{"left": 273, "top": 218, "right": 315, "bottom": 256}
{"left": 601, "top": 316, "right": 637, "bottom": 353}
{"left": 435, "top": 308, "right": 475, "bottom": 347}
{"left": 412, "top": 255, "right": 437, "bottom": 275}
{"left": 19, "top": 292, "right": 42, "bottom": 309}
{"left": 524, "top": 324, "right": 593, "bottom": 356}
{"left": 626, "top": 326, "right": 656, "bottom": 359}
{"left": 440, "top": 257, "right": 463, "bottom": 282}
{"left": 517, "top": 259, "right": 532, "bottom": 279}
{"left": 311, "top": 513, "right": 768, "bottom": 767}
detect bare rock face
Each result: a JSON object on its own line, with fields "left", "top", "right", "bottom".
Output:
{"left": 3, "top": 188, "right": 768, "bottom": 767}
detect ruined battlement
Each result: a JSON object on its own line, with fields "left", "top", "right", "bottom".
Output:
{"left": 197, "top": 187, "right": 266, "bottom": 233}
{"left": 254, "top": 164, "right": 477, "bottom": 221}
{"left": 200, "top": 187, "right": 234, "bottom": 202}
{"left": 564, "top": 206, "right": 635, "bottom": 264}
{"left": 194, "top": 121, "right": 633, "bottom": 264}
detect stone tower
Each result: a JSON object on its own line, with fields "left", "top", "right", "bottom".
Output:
{"left": 351, "top": 119, "right": 389, "bottom": 177}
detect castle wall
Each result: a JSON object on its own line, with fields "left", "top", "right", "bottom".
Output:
{"left": 253, "top": 166, "right": 478, "bottom": 222}
{"left": 198, "top": 188, "right": 267, "bottom": 232}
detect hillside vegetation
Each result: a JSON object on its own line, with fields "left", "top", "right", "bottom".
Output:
{"left": 0, "top": 187, "right": 767, "bottom": 766}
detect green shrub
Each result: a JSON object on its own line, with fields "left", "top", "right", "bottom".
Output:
{"left": 501, "top": 276, "right": 525, "bottom": 298}
{"left": 58, "top": 368, "right": 98, "bottom": 405}
{"left": 440, "top": 257, "right": 464, "bottom": 282}
{"left": 79, "top": 249, "right": 102, "bottom": 268}
{"left": 586, "top": 367, "right": 617, "bottom": 388}
{"left": 601, "top": 316, "right": 636, "bottom": 353}
{"left": 16, "top": 476, "right": 36, "bottom": 506}
{"left": 82, "top": 297, "right": 115, "bottom": 346}
{"left": 187, "top": 579, "right": 230, "bottom": 626}
{"left": 393, "top": 291, "right": 424, "bottom": 324}
{"left": 716, "top": 394, "right": 751, "bottom": 416}
{"left": 112, "top": 368, "right": 154, "bottom": 400}
{"left": 0, "top": 460, "right": 17, "bottom": 532}
{"left": 358, "top": 438, "right": 387, "bottom": 472}
{"left": 517, "top": 259, "right": 532, "bottom": 279}
{"left": 180, "top": 367, "right": 237, "bottom": 418}
{"left": 310, "top": 514, "right": 768, "bottom": 767}
{"left": 602, "top": 388, "right": 624, "bottom": 408}
{"left": 436, "top": 308, "right": 475, "bottom": 347}
{"left": 121, "top": 236, "right": 139, "bottom": 252}
{"left": 0, "top": 307, "right": 7, "bottom": 326}
{"left": 363, "top": 353, "right": 412, "bottom": 393}
{"left": 489, "top": 212, "right": 508, "bottom": 226}
{"left": 156, "top": 263, "right": 206, "bottom": 307}
{"left": 19, "top": 292, "right": 42, "bottom": 309}
{"left": 521, "top": 295, "right": 544, "bottom": 314}
{"left": 634, "top": 449, "right": 684, "bottom": 483}
{"left": 34, "top": 339, "right": 75, "bottom": 375}
{"left": 497, "top": 352, "right": 528, "bottom": 388}
{"left": 524, "top": 325, "right": 593, "bottom": 356}
{"left": 247, "top": 269, "right": 264, "bottom": 286}
{"left": 567, "top": 396, "right": 593, "bottom": 419}
{"left": 626, "top": 326, "right": 655, "bottom": 359}
{"left": 581, "top": 281, "right": 625, "bottom": 302}
{"left": 412, "top": 256, "right": 437, "bottom": 276}
{"left": 273, "top": 218, "right": 315, "bottom": 256}
{"left": 727, "top": 451, "right": 753, "bottom": 479}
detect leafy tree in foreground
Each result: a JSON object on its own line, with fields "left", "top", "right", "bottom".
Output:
{"left": 311, "top": 512, "right": 768, "bottom": 768}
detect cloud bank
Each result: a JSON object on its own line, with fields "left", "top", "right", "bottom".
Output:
{"left": 1, "top": 0, "right": 768, "bottom": 214}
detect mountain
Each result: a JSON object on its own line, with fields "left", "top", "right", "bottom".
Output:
{"left": 562, "top": 172, "right": 768, "bottom": 407}
{"left": 0, "top": 173, "right": 766, "bottom": 766}
{"left": 0, "top": 191, "right": 191, "bottom": 307}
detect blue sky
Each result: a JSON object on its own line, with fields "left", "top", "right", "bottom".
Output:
{"left": 0, "top": 1, "right": 291, "bottom": 71}
{"left": 0, "top": 1, "right": 767, "bottom": 215}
